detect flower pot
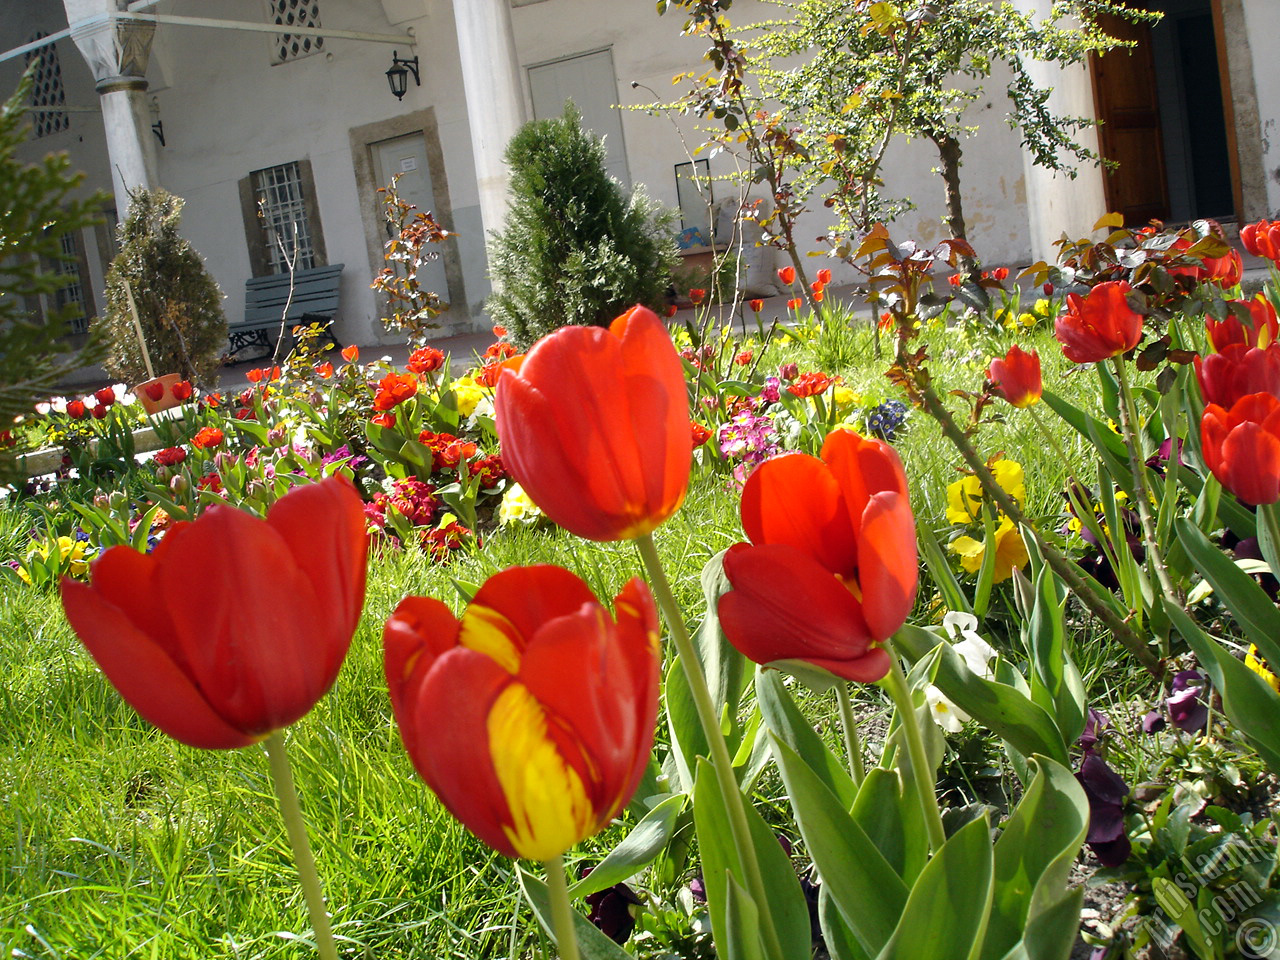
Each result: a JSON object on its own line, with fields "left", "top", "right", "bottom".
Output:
{"left": 134, "top": 373, "right": 183, "bottom": 415}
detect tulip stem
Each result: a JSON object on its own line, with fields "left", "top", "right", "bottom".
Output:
{"left": 835, "top": 683, "right": 865, "bottom": 787}
{"left": 636, "top": 534, "right": 785, "bottom": 960}
{"left": 263, "top": 731, "right": 339, "bottom": 960}
{"left": 545, "top": 854, "right": 582, "bottom": 960}
{"left": 881, "top": 649, "right": 947, "bottom": 855}
{"left": 1111, "top": 357, "right": 1183, "bottom": 631}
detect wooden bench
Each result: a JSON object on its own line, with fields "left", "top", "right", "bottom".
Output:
{"left": 230, "top": 263, "right": 345, "bottom": 356}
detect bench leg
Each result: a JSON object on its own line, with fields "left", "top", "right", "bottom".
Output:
{"left": 228, "top": 327, "right": 274, "bottom": 356}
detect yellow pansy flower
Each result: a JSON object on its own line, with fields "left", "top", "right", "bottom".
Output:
{"left": 946, "top": 458, "right": 1026, "bottom": 524}
{"left": 949, "top": 517, "right": 1030, "bottom": 583}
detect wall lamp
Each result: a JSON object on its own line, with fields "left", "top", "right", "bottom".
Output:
{"left": 386, "top": 51, "right": 420, "bottom": 100}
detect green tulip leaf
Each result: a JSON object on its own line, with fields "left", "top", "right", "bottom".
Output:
{"left": 1175, "top": 517, "right": 1280, "bottom": 667}
{"left": 917, "top": 523, "right": 973, "bottom": 616}
{"left": 981, "top": 757, "right": 1088, "bottom": 960}
{"left": 570, "top": 793, "right": 686, "bottom": 898}
{"left": 756, "top": 669, "right": 857, "bottom": 809}
{"left": 894, "top": 624, "right": 1069, "bottom": 765}
{"left": 874, "top": 815, "right": 994, "bottom": 960}
{"left": 1041, "top": 389, "right": 1128, "bottom": 465}
{"left": 516, "top": 865, "right": 632, "bottom": 960}
{"left": 851, "top": 767, "right": 919, "bottom": 881}
{"left": 819, "top": 884, "right": 872, "bottom": 960}
{"left": 692, "top": 758, "right": 812, "bottom": 960}
{"left": 695, "top": 550, "right": 751, "bottom": 723}
{"left": 665, "top": 656, "right": 706, "bottom": 794}
{"left": 1167, "top": 603, "right": 1280, "bottom": 776}
{"left": 1025, "top": 549, "right": 1087, "bottom": 745}
{"left": 724, "top": 873, "right": 768, "bottom": 960}
{"left": 770, "top": 735, "right": 909, "bottom": 957}
{"left": 993, "top": 886, "right": 1086, "bottom": 960}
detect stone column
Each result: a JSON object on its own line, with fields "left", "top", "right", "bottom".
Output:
{"left": 450, "top": 0, "right": 527, "bottom": 240}
{"left": 1009, "top": 0, "right": 1107, "bottom": 263}
{"left": 65, "top": 1, "right": 158, "bottom": 214}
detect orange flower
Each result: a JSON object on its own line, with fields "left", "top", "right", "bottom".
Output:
{"left": 816, "top": 268, "right": 832, "bottom": 285}
{"left": 749, "top": 298, "right": 764, "bottom": 312}
{"left": 171, "top": 380, "right": 194, "bottom": 401}
{"left": 787, "top": 297, "right": 803, "bottom": 311}
{"left": 778, "top": 266, "right": 796, "bottom": 286}
{"left": 1206, "top": 297, "right": 1278, "bottom": 352}
{"left": 718, "top": 429, "right": 917, "bottom": 683}
{"left": 371, "top": 411, "right": 396, "bottom": 429}
{"left": 61, "top": 478, "right": 367, "bottom": 748}
{"left": 689, "top": 288, "right": 706, "bottom": 305}
{"left": 1054, "top": 280, "right": 1144, "bottom": 364}
{"left": 987, "top": 345, "right": 1042, "bottom": 408}
{"left": 406, "top": 346, "right": 445, "bottom": 375}
{"left": 1241, "top": 220, "right": 1280, "bottom": 261}
{"left": 314, "top": 362, "right": 334, "bottom": 379}
{"left": 384, "top": 566, "right": 660, "bottom": 860}
{"left": 341, "top": 344, "right": 360, "bottom": 363}
{"left": 192, "top": 426, "right": 224, "bottom": 450}
{"left": 691, "top": 421, "right": 712, "bottom": 447}
{"left": 373, "top": 371, "right": 418, "bottom": 411}
{"left": 812, "top": 286, "right": 825, "bottom": 303}
{"left": 495, "top": 305, "right": 691, "bottom": 541}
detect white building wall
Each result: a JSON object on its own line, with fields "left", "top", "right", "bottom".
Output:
{"left": 1241, "top": 0, "right": 1280, "bottom": 216}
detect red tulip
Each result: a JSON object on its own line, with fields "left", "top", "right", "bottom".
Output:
{"left": 665, "top": 304, "right": 678, "bottom": 318}
{"left": 314, "top": 362, "right": 335, "bottom": 379}
{"left": 341, "top": 344, "right": 360, "bottom": 363}
{"left": 688, "top": 288, "right": 706, "bottom": 305}
{"left": 373, "top": 371, "right": 418, "bottom": 411}
{"left": 384, "top": 565, "right": 660, "bottom": 860}
{"left": 1195, "top": 344, "right": 1280, "bottom": 408}
{"left": 494, "top": 305, "right": 691, "bottom": 542}
{"left": 94, "top": 387, "right": 116, "bottom": 408}
{"left": 691, "top": 421, "right": 712, "bottom": 447}
{"left": 61, "top": 478, "right": 367, "bottom": 748}
{"left": 1054, "top": 280, "right": 1144, "bottom": 364}
{"left": 406, "top": 346, "right": 445, "bottom": 375}
{"left": 812, "top": 286, "right": 825, "bottom": 303}
{"left": 192, "top": 426, "right": 223, "bottom": 450}
{"left": 718, "top": 428, "right": 918, "bottom": 683}
{"left": 66, "top": 400, "right": 86, "bottom": 420}
{"left": 1201, "top": 393, "right": 1280, "bottom": 505}
{"left": 778, "top": 266, "right": 796, "bottom": 286}
{"left": 749, "top": 298, "right": 764, "bottom": 313}
{"left": 992, "top": 267, "right": 1009, "bottom": 282}
{"left": 170, "top": 380, "right": 193, "bottom": 402}
{"left": 816, "top": 268, "right": 832, "bottom": 285}
{"left": 786, "top": 297, "right": 803, "bottom": 311}
{"left": 144, "top": 381, "right": 166, "bottom": 402}
{"left": 987, "top": 344, "right": 1042, "bottom": 408}
{"left": 1241, "top": 220, "right": 1280, "bottom": 261}
{"left": 1199, "top": 249, "right": 1243, "bottom": 287}
{"left": 91, "top": 403, "right": 108, "bottom": 420}
{"left": 1205, "top": 297, "right": 1278, "bottom": 353}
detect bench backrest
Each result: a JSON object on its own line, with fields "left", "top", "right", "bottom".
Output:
{"left": 242, "top": 264, "right": 345, "bottom": 325}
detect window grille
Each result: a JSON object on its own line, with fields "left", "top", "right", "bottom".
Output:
{"left": 52, "top": 232, "right": 88, "bottom": 334}
{"left": 24, "top": 33, "right": 68, "bottom": 139}
{"left": 251, "top": 162, "right": 318, "bottom": 274}
{"left": 268, "top": 0, "right": 324, "bottom": 63}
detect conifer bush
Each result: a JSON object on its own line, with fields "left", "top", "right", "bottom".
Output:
{"left": 486, "top": 104, "right": 677, "bottom": 347}
{"left": 97, "top": 189, "right": 227, "bottom": 386}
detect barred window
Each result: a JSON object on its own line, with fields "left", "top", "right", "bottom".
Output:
{"left": 268, "top": 0, "right": 324, "bottom": 63}
{"left": 251, "top": 162, "right": 319, "bottom": 274}
{"left": 25, "top": 32, "right": 68, "bottom": 139}
{"left": 53, "top": 231, "right": 88, "bottom": 334}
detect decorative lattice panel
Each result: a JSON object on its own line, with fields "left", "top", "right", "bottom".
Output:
{"left": 53, "top": 232, "right": 88, "bottom": 335}
{"left": 268, "top": 0, "right": 324, "bottom": 63}
{"left": 24, "top": 33, "right": 68, "bottom": 139}
{"left": 251, "top": 162, "right": 318, "bottom": 273}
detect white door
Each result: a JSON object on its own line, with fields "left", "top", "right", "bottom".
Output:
{"left": 528, "top": 49, "right": 631, "bottom": 188}
{"left": 372, "top": 133, "right": 449, "bottom": 306}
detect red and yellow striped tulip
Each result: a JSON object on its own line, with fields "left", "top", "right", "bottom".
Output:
{"left": 384, "top": 566, "right": 661, "bottom": 861}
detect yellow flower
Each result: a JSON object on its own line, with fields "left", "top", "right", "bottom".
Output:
{"left": 498, "top": 483, "right": 543, "bottom": 527}
{"left": 1246, "top": 645, "right": 1280, "bottom": 693}
{"left": 949, "top": 517, "right": 1030, "bottom": 583}
{"left": 831, "top": 385, "right": 858, "bottom": 414}
{"left": 450, "top": 376, "right": 486, "bottom": 418}
{"left": 946, "top": 458, "right": 1025, "bottom": 524}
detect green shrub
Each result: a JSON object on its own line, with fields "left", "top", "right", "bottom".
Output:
{"left": 486, "top": 103, "right": 677, "bottom": 347}
{"left": 96, "top": 188, "right": 227, "bottom": 386}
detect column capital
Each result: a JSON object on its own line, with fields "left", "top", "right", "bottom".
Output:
{"left": 68, "top": 11, "right": 155, "bottom": 84}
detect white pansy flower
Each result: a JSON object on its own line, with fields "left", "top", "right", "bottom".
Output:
{"left": 925, "top": 684, "right": 970, "bottom": 734}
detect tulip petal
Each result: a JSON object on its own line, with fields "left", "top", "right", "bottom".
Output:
{"left": 267, "top": 477, "right": 368, "bottom": 644}
{"left": 855, "top": 491, "right": 919, "bottom": 640}
{"left": 468, "top": 565, "right": 598, "bottom": 656}
{"left": 719, "top": 543, "right": 887, "bottom": 683}
{"left": 820, "top": 429, "right": 909, "bottom": 536}
{"left": 740, "top": 452, "right": 857, "bottom": 576}
{"left": 158, "top": 505, "right": 333, "bottom": 735}
{"left": 407, "top": 648, "right": 522, "bottom": 857}
{"left": 61, "top": 577, "right": 254, "bottom": 749}
{"left": 384, "top": 595, "right": 462, "bottom": 712}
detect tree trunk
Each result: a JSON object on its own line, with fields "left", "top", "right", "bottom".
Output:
{"left": 931, "top": 132, "right": 967, "bottom": 242}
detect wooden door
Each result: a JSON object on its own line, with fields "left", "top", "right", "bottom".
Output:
{"left": 1091, "top": 12, "right": 1170, "bottom": 225}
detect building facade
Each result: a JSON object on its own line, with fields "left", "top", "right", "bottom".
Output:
{"left": 1, "top": 0, "right": 1277, "bottom": 351}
